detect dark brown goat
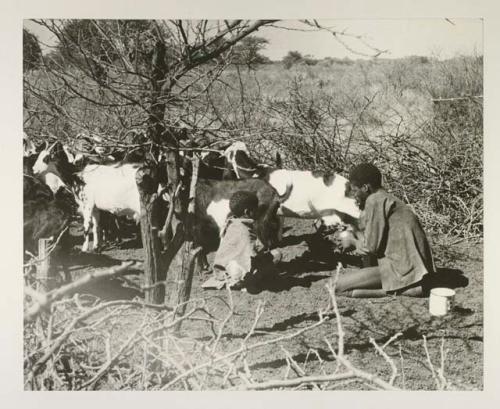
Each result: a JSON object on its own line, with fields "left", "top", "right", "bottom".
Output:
{"left": 24, "top": 176, "right": 75, "bottom": 285}
{"left": 187, "top": 178, "right": 291, "bottom": 272}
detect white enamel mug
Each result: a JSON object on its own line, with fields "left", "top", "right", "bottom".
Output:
{"left": 429, "top": 287, "right": 456, "bottom": 316}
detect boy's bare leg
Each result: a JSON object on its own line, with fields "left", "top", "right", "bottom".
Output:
{"left": 350, "top": 289, "right": 387, "bottom": 298}
{"left": 395, "top": 285, "right": 423, "bottom": 297}
{"left": 336, "top": 266, "right": 382, "bottom": 293}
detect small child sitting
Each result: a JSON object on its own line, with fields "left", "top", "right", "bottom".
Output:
{"left": 202, "top": 190, "right": 281, "bottom": 290}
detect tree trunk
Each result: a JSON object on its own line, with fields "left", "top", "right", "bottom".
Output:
{"left": 166, "top": 157, "right": 200, "bottom": 330}
{"left": 141, "top": 40, "right": 197, "bottom": 310}
{"left": 136, "top": 166, "right": 166, "bottom": 303}
{"left": 139, "top": 39, "right": 181, "bottom": 304}
{"left": 167, "top": 239, "right": 201, "bottom": 326}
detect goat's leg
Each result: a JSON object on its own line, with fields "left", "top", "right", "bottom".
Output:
{"left": 313, "top": 218, "right": 324, "bottom": 232}
{"left": 113, "top": 216, "right": 122, "bottom": 244}
{"left": 81, "top": 205, "right": 94, "bottom": 252}
{"left": 92, "top": 210, "right": 101, "bottom": 252}
{"left": 197, "top": 251, "right": 210, "bottom": 278}
{"left": 57, "top": 257, "right": 72, "bottom": 284}
{"left": 277, "top": 215, "right": 285, "bottom": 242}
{"left": 100, "top": 212, "right": 109, "bottom": 245}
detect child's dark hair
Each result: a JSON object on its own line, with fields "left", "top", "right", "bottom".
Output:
{"left": 349, "top": 163, "right": 382, "bottom": 189}
{"left": 229, "top": 191, "right": 258, "bottom": 217}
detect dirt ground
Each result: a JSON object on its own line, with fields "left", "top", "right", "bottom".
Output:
{"left": 64, "top": 218, "right": 483, "bottom": 390}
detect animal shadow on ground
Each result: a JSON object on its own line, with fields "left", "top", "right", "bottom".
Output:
{"left": 65, "top": 251, "right": 119, "bottom": 270}
{"left": 398, "top": 324, "right": 482, "bottom": 342}
{"left": 342, "top": 318, "right": 481, "bottom": 355}
{"left": 75, "top": 274, "right": 143, "bottom": 301}
{"left": 277, "top": 230, "right": 333, "bottom": 249}
{"left": 116, "top": 236, "right": 142, "bottom": 250}
{"left": 245, "top": 233, "right": 363, "bottom": 293}
{"left": 279, "top": 231, "right": 362, "bottom": 267}
{"left": 195, "top": 309, "right": 356, "bottom": 343}
{"left": 276, "top": 232, "right": 316, "bottom": 248}
{"left": 245, "top": 271, "right": 330, "bottom": 294}
{"left": 258, "top": 308, "right": 356, "bottom": 333}
{"left": 274, "top": 246, "right": 361, "bottom": 277}
{"left": 63, "top": 251, "right": 143, "bottom": 300}
{"left": 248, "top": 309, "right": 357, "bottom": 370}
{"left": 250, "top": 347, "right": 334, "bottom": 372}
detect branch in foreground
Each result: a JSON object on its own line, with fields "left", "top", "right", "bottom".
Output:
{"left": 161, "top": 310, "right": 328, "bottom": 390}
{"left": 24, "top": 263, "right": 454, "bottom": 391}
{"left": 24, "top": 261, "right": 144, "bottom": 322}
{"left": 237, "top": 372, "right": 356, "bottom": 390}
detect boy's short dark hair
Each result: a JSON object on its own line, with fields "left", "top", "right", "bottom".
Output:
{"left": 349, "top": 163, "right": 382, "bottom": 189}
{"left": 229, "top": 191, "right": 259, "bottom": 217}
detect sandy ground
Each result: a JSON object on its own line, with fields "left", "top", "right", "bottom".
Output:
{"left": 63, "top": 218, "right": 483, "bottom": 390}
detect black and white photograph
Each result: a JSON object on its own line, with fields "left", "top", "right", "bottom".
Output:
{"left": 20, "top": 12, "right": 485, "bottom": 393}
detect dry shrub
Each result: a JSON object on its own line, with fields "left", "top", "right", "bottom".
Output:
{"left": 390, "top": 99, "right": 482, "bottom": 238}
{"left": 246, "top": 56, "right": 482, "bottom": 240}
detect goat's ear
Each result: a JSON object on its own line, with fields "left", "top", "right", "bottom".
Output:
{"left": 263, "top": 201, "right": 280, "bottom": 222}
{"left": 62, "top": 146, "right": 75, "bottom": 163}
{"left": 74, "top": 153, "right": 85, "bottom": 166}
{"left": 276, "top": 152, "right": 282, "bottom": 169}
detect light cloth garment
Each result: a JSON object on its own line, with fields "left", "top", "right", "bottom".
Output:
{"left": 201, "top": 217, "right": 259, "bottom": 289}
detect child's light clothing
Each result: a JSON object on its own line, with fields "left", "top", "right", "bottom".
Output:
{"left": 202, "top": 217, "right": 260, "bottom": 289}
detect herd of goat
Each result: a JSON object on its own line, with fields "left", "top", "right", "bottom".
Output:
{"left": 23, "top": 132, "right": 361, "bottom": 285}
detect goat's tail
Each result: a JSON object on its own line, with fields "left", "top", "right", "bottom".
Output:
{"left": 278, "top": 183, "right": 293, "bottom": 203}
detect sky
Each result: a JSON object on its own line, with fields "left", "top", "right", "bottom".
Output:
{"left": 24, "top": 18, "right": 483, "bottom": 61}
{"left": 258, "top": 19, "right": 483, "bottom": 60}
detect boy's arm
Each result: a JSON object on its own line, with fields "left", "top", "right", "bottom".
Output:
{"left": 353, "top": 232, "right": 369, "bottom": 256}
{"left": 339, "top": 231, "right": 369, "bottom": 255}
